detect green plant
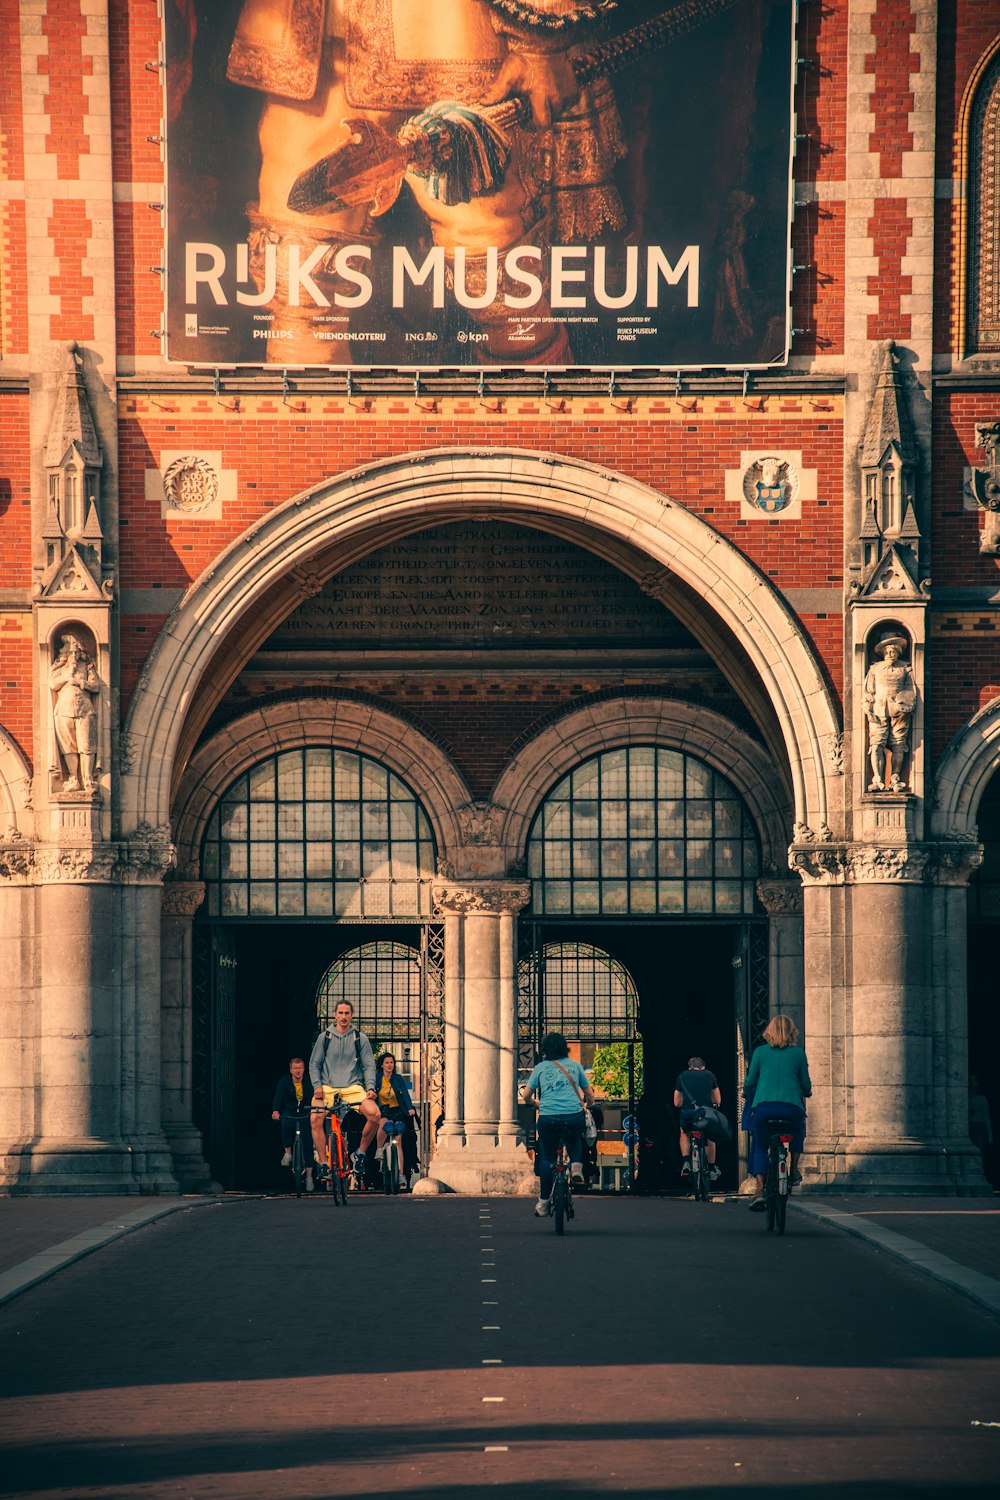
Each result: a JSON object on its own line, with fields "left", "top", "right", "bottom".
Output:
{"left": 590, "top": 1041, "right": 643, "bottom": 1100}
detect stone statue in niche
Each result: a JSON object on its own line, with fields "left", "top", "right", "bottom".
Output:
{"left": 49, "top": 633, "right": 102, "bottom": 792}
{"left": 863, "top": 634, "right": 917, "bottom": 793}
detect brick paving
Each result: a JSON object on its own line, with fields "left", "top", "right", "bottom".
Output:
{"left": 0, "top": 1192, "right": 998, "bottom": 1498}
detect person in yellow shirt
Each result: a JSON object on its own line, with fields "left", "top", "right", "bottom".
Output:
{"left": 271, "top": 1056, "right": 316, "bottom": 1191}
{"left": 375, "top": 1052, "right": 418, "bottom": 1186}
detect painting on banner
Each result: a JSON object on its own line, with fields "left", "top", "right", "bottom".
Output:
{"left": 163, "top": 0, "right": 796, "bottom": 370}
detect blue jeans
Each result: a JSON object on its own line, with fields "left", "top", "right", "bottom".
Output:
{"left": 537, "top": 1112, "right": 585, "bottom": 1198}
{"left": 750, "top": 1101, "right": 805, "bottom": 1177}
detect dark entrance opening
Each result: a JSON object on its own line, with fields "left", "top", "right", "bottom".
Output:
{"left": 194, "top": 922, "right": 421, "bottom": 1191}
{"left": 521, "top": 920, "right": 750, "bottom": 1193}
{"left": 968, "top": 770, "right": 1000, "bottom": 1188}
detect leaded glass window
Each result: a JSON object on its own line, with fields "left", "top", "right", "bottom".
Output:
{"left": 521, "top": 941, "right": 639, "bottom": 1043}
{"left": 527, "top": 746, "right": 759, "bottom": 916}
{"left": 318, "top": 941, "right": 422, "bottom": 1043}
{"left": 202, "top": 748, "right": 435, "bottom": 918}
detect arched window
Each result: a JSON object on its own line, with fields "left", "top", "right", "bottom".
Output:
{"left": 201, "top": 748, "right": 436, "bottom": 918}
{"left": 317, "top": 941, "right": 422, "bottom": 1043}
{"left": 526, "top": 745, "right": 759, "bottom": 916}
{"left": 520, "top": 941, "right": 640, "bottom": 1043}
{"left": 968, "top": 48, "right": 1000, "bottom": 353}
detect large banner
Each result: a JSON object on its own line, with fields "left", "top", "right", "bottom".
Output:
{"left": 163, "top": 0, "right": 795, "bottom": 371}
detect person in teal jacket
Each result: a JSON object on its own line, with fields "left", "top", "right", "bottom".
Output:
{"left": 743, "top": 1014, "right": 811, "bottom": 1211}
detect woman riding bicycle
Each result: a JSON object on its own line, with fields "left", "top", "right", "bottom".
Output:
{"left": 522, "top": 1032, "right": 596, "bottom": 1219}
{"left": 374, "top": 1052, "right": 417, "bottom": 1188}
{"left": 743, "top": 1014, "right": 811, "bottom": 1211}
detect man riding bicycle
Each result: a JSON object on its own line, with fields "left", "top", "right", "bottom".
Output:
{"left": 308, "top": 1000, "right": 379, "bottom": 1179}
{"left": 674, "top": 1056, "right": 723, "bottom": 1185}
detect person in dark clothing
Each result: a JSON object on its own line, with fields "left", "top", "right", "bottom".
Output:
{"left": 271, "top": 1057, "right": 315, "bottom": 1191}
{"left": 674, "top": 1056, "right": 722, "bottom": 1184}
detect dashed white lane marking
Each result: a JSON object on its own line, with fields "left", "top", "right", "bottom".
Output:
{"left": 484, "top": 1446, "right": 509, "bottom": 1452}
{"left": 482, "top": 1396, "right": 505, "bottom": 1403}
{"left": 481, "top": 1278, "right": 497, "bottom": 1283}
{"left": 481, "top": 1324, "right": 500, "bottom": 1329}
{"left": 482, "top": 1359, "right": 503, "bottom": 1364}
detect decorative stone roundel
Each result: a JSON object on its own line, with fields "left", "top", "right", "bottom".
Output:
{"left": 742, "top": 455, "right": 799, "bottom": 514}
{"left": 162, "top": 455, "right": 220, "bottom": 514}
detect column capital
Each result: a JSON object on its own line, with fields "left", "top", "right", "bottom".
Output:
{"left": 0, "top": 824, "right": 175, "bottom": 886}
{"left": 755, "top": 877, "right": 804, "bottom": 915}
{"left": 432, "top": 880, "right": 530, "bottom": 916}
{"left": 789, "top": 838, "right": 984, "bottom": 887}
{"left": 161, "top": 880, "right": 206, "bottom": 918}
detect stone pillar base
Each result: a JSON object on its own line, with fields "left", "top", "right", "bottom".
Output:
{"left": 801, "top": 1137, "right": 991, "bottom": 1196}
{"left": 431, "top": 1133, "right": 536, "bottom": 1196}
{"left": 162, "top": 1121, "right": 220, "bottom": 1193}
{"left": 0, "top": 1136, "right": 179, "bottom": 1196}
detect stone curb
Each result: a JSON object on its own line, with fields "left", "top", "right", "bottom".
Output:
{"left": 795, "top": 1202, "right": 1000, "bottom": 1319}
{"left": 0, "top": 1198, "right": 226, "bottom": 1310}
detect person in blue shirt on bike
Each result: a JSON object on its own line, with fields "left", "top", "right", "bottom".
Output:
{"left": 522, "top": 1032, "right": 596, "bottom": 1219}
{"left": 743, "top": 1013, "right": 812, "bottom": 1210}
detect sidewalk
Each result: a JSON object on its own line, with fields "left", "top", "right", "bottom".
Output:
{"left": 0, "top": 1195, "right": 221, "bottom": 1308}
{"left": 795, "top": 1193, "right": 1000, "bottom": 1318}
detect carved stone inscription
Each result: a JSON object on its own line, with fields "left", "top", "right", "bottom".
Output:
{"left": 269, "top": 523, "right": 695, "bottom": 650}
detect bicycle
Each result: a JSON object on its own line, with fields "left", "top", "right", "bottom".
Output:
{"left": 689, "top": 1124, "right": 712, "bottom": 1202}
{"left": 314, "top": 1098, "right": 361, "bottom": 1205}
{"left": 379, "top": 1116, "right": 405, "bottom": 1195}
{"left": 280, "top": 1111, "right": 314, "bottom": 1198}
{"left": 762, "top": 1117, "right": 797, "bottom": 1235}
{"left": 549, "top": 1132, "right": 576, "bottom": 1235}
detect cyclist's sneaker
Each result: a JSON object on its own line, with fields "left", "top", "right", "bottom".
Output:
{"left": 304, "top": 1173, "right": 315, "bottom": 1193}
{"left": 353, "top": 1151, "right": 367, "bottom": 1176}
{"left": 748, "top": 1190, "right": 766, "bottom": 1211}
{"left": 314, "top": 1161, "right": 328, "bottom": 1183}
{"left": 571, "top": 1162, "right": 585, "bottom": 1183}
{"left": 789, "top": 1169, "right": 802, "bottom": 1186}
{"left": 680, "top": 1158, "right": 691, "bottom": 1176}
{"left": 280, "top": 1149, "right": 292, "bottom": 1168}
{"left": 375, "top": 1146, "right": 385, "bottom": 1162}
{"left": 534, "top": 1198, "right": 550, "bottom": 1217}
{"left": 709, "top": 1165, "right": 722, "bottom": 1182}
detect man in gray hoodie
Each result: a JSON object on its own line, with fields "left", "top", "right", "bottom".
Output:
{"left": 308, "top": 1000, "right": 379, "bottom": 1176}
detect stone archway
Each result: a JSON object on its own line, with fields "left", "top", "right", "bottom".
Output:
{"left": 122, "top": 449, "right": 841, "bottom": 843}
{"left": 0, "top": 727, "right": 32, "bottom": 839}
{"left": 490, "top": 695, "right": 792, "bottom": 874}
{"left": 930, "top": 695, "right": 1000, "bottom": 842}
{"left": 171, "top": 697, "right": 472, "bottom": 879}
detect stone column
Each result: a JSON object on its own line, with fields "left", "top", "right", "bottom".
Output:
{"left": 4, "top": 839, "right": 178, "bottom": 1194}
{"left": 755, "top": 878, "right": 805, "bottom": 1036}
{"left": 160, "top": 881, "right": 215, "bottom": 1190}
{"left": 429, "top": 881, "right": 534, "bottom": 1194}
{"left": 0, "top": 852, "right": 39, "bottom": 1190}
{"left": 791, "top": 838, "right": 988, "bottom": 1193}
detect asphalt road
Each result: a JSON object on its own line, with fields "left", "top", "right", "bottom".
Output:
{"left": 0, "top": 1192, "right": 998, "bottom": 1499}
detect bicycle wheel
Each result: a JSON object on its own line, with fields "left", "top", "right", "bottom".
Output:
{"left": 291, "top": 1131, "right": 306, "bottom": 1198}
{"left": 331, "top": 1128, "right": 347, "bottom": 1205}
{"left": 775, "top": 1182, "right": 788, "bottom": 1234}
{"left": 695, "top": 1144, "right": 710, "bottom": 1202}
{"left": 765, "top": 1149, "right": 778, "bottom": 1232}
{"left": 552, "top": 1177, "right": 567, "bottom": 1235}
{"left": 381, "top": 1140, "right": 399, "bottom": 1195}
